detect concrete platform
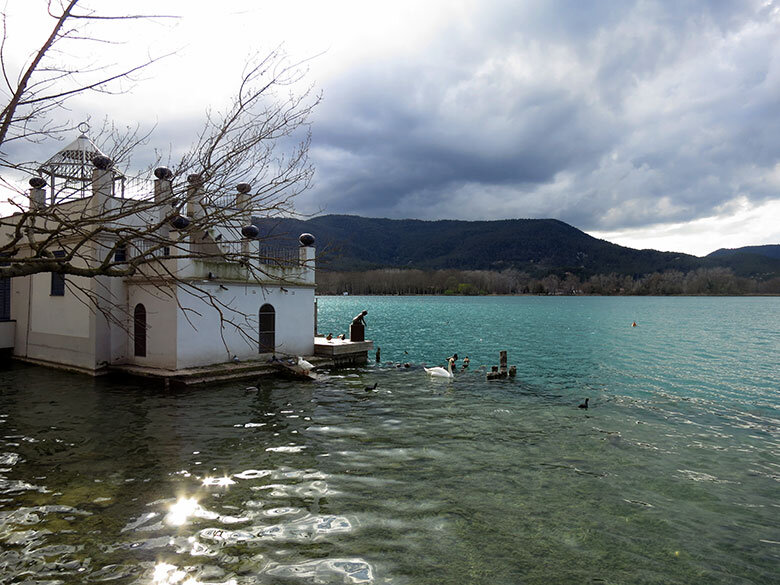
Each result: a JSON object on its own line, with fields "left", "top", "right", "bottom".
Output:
{"left": 314, "top": 336, "right": 373, "bottom": 367}
{"left": 108, "top": 353, "right": 332, "bottom": 388}
{"left": 13, "top": 338, "right": 376, "bottom": 388}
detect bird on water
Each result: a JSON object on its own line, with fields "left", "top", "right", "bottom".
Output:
{"left": 295, "top": 356, "right": 315, "bottom": 374}
{"left": 364, "top": 382, "right": 378, "bottom": 391}
{"left": 578, "top": 398, "right": 589, "bottom": 409}
{"left": 424, "top": 358, "right": 455, "bottom": 378}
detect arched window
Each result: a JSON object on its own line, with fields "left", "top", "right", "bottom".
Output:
{"left": 0, "top": 277, "right": 10, "bottom": 321}
{"left": 50, "top": 250, "right": 66, "bottom": 296}
{"left": 134, "top": 303, "right": 146, "bottom": 357}
{"left": 259, "top": 303, "right": 275, "bottom": 353}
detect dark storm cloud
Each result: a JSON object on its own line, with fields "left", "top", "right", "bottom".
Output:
{"left": 299, "top": 0, "right": 780, "bottom": 231}
{"left": 308, "top": 56, "right": 614, "bottom": 213}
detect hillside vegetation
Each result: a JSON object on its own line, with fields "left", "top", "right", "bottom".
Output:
{"left": 253, "top": 215, "right": 780, "bottom": 295}
{"left": 707, "top": 244, "right": 780, "bottom": 260}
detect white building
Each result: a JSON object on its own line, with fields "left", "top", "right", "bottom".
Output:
{"left": 0, "top": 133, "right": 316, "bottom": 374}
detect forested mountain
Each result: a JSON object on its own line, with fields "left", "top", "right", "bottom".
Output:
{"left": 707, "top": 245, "right": 780, "bottom": 260}
{"left": 254, "top": 215, "right": 780, "bottom": 279}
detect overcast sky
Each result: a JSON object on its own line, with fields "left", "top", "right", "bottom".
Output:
{"left": 3, "top": 0, "right": 780, "bottom": 256}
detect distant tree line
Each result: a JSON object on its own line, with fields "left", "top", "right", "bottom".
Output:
{"left": 316, "top": 267, "right": 780, "bottom": 296}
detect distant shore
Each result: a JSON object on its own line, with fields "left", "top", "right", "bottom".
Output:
{"left": 315, "top": 292, "right": 780, "bottom": 298}
{"left": 316, "top": 266, "right": 780, "bottom": 296}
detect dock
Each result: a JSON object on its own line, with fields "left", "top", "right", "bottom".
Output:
{"left": 107, "top": 337, "right": 373, "bottom": 387}
{"left": 108, "top": 356, "right": 321, "bottom": 387}
{"left": 314, "top": 336, "right": 373, "bottom": 367}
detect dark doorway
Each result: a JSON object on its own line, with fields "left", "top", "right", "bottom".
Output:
{"left": 259, "top": 303, "right": 275, "bottom": 353}
{"left": 0, "top": 278, "right": 9, "bottom": 321}
{"left": 134, "top": 303, "right": 146, "bottom": 357}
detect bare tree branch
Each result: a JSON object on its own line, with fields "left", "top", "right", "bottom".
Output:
{"left": 0, "top": 0, "right": 174, "bottom": 151}
{"left": 0, "top": 2, "right": 320, "bottom": 354}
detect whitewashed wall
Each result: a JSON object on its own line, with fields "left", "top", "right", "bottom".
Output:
{"left": 17, "top": 272, "right": 97, "bottom": 370}
{"left": 126, "top": 284, "right": 178, "bottom": 370}
{"left": 105, "top": 276, "right": 129, "bottom": 365}
{"left": 175, "top": 283, "right": 315, "bottom": 369}
{"left": 28, "top": 272, "right": 90, "bottom": 338}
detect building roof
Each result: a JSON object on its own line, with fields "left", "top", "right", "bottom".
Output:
{"left": 38, "top": 132, "right": 124, "bottom": 181}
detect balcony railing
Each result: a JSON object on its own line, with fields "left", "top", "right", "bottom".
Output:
{"left": 258, "top": 246, "right": 300, "bottom": 267}
{"left": 125, "top": 238, "right": 301, "bottom": 266}
{"left": 128, "top": 239, "right": 170, "bottom": 259}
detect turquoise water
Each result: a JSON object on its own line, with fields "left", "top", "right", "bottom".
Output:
{"left": 1, "top": 296, "right": 778, "bottom": 584}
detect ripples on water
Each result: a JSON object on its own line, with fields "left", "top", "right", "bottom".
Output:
{"left": 0, "top": 296, "right": 778, "bottom": 584}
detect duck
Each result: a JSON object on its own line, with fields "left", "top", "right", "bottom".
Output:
{"left": 296, "top": 356, "right": 315, "bottom": 374}
{"left": 578, "top": 398, "right": 589, "bottom": 409}
{"left": 364, "top": 382, "right": 378, "bottom": 391}
{"left": 424, "top": 358, "right": 454, "bottom": 378}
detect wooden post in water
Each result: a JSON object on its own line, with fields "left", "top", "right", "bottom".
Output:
{"left": 487, "top": 350, "right": 516, "bottom": 380}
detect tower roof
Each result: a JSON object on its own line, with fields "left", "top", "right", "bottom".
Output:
{"left": 37, "top": 130, "right": 123, "bottom": 181}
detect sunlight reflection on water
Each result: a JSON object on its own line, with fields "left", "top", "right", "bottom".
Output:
{"left": 166, "top": 497, "right": 200, "bottom": 526}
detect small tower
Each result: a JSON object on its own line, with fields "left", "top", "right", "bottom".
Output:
{"left": 36, "top": 122, "right": 125, "bottom": 205}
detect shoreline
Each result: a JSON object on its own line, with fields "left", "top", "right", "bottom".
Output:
{"left": 315, "top": 292, "right": 780, "bottom": 297}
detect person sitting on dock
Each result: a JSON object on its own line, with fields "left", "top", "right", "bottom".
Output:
{"left": 350, "top": 310, "right": 368, "bottom": 342}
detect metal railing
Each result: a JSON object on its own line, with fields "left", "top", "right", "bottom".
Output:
{"left": 128, "top": 239, "right": 170, "bottom": 259}
{"left": 121, "top": 176, "right": 155, "bottom": 200}
{"left": 259, "top": 246, "right": 301, "bottom": 267}
{"left": 124, "top": 239, "right": 301, "bottom": 267}
{"left": 207, "top": 195, "right": 239, "bottom": 210}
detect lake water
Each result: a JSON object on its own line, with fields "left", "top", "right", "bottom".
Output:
{"left": 0, "top": 296, "right": 778, "bottom": 584}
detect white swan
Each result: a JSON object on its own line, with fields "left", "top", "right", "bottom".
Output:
{"left": 424, "top": 358, "right": 454, "bottom": 378}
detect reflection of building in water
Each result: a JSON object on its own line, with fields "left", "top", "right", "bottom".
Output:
{"left": 0, "top": 130, "right": 316, "bottom": 373}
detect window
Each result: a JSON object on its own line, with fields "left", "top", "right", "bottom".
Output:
{"left": 259, "top": 304, "right": 275, "bottom": 353}
{"left": 0, "top": 277, "right": 10, "bottom": 321}
{"left": 114, "top": 244, "right": 127, "bottom": 262}
{"left": 0, "top": 254, "right": 9, "bottom": 322}
{"left": 50, "top": 250, "right": 66, "bottom": 296}
{"left": 134, "top": 303, "right": 147, "bottom": 357}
